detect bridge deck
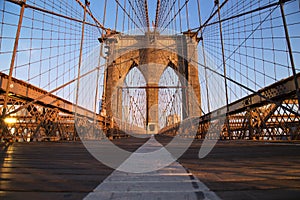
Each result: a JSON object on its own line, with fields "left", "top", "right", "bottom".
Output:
{"left": 1, "top": 137, "right": 300, "bottom": 200}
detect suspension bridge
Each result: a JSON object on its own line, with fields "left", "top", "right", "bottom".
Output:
{"left": 0, "top": 0, "right": 300, "bottom": 199}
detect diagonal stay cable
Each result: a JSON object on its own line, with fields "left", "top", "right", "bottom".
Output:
{"left": 159, "top": 0, "right": 177, "bottom": 28}
{"left": 114, "top": 0, "right": 144, "bottom": 32}
{"left": 155, "top": 39, "right": 300, "bottom": 117}
{"left": 128, "top": 0, "right": 146, "bottom": 28}
{"left": 5, "top": 64, "right": 104, "bottom": 117}
{"left": 161, "top": 0, "right": 189, "bottom": 32}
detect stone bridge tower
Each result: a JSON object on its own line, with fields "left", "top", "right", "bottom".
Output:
{"left": 100, "top": 31, "right": 201, "bottom": 131}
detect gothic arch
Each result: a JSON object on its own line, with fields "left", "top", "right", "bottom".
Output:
{"left": 104, "top": 34, "right": 201, "bottom": 129}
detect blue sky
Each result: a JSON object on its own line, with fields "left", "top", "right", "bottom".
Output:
{"left": 0, "top": 0, "right": 299, "bottom": 115}
{"left": 88, "top": 0, "right": 215, "bottom": 33}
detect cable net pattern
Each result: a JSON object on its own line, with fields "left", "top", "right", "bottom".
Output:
{"left": 0, "top": 0, "right": 299, "bottom": 140}
{"left": 197, "top": 0, "right": 300, "bottom": 113}
{"left": 0, "top": 0, "right": 102, "bottom": 105}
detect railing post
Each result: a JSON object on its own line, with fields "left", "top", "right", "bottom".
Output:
{"left": 280, "top": 1, "right": 300, "bottom": 111}
{"left": 216, "top": 0, "right": 231, "bottom": 138}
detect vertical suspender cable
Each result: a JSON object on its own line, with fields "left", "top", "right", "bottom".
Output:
{"left": 144, "top": 0, "right": 150, "bottom": 32}
{"left": 197, "top": 0, "right": 210, "bottom": 113}
{"left": 173, "top": 1, "right": 177, "bottom": 31}
{"left": 154, "top": 0, "right": 160, "bottom": 32}
{"left": 74, "top": 0, "right": 88, "bottom": 140}
{"left": 185, "top": 0, "right": 189, "bottom": 30}
{"left": 102, "top": 0, "right": 108, "bottom": 119}
{"left": 93, "top": 50, "right": 101, "bottom": 135}
{"left": 178, "top": 0, "right": 182, "bottom": 32}
{"left": 115, "top": 1, "right": 119, "bottom": 30}
{"left": 280, "top": 1, "right": 300, "bottom": 110}
{"left": 122, "top": 0, "right": 126, "bottom": 32}
{"left": 216, "top": 0, "right": 230, "bottom": 138}
{"left": 2, "top": 0, "right": 26, "bottom": 118}
{"left": 103, "top": 0, "right": 107, "bottom": 34}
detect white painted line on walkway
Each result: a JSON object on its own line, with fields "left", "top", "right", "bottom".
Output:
{"left": 84, "top": 136, "right": 221, "bottom": 200}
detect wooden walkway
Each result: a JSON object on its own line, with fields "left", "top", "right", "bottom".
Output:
{"left": 1, "top": 136, "right": 300, "bottom": 199}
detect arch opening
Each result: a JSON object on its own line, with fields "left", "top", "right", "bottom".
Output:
{"left": 158, "top": 66, "right": 183, "bottom": 129}
{"left": 121, "top": 67, "right": 147, "bottom": 130}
